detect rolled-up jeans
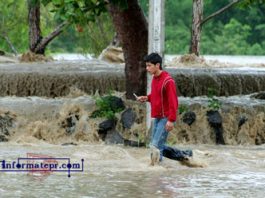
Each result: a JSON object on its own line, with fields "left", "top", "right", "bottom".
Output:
{"left": 150, "top": 118, "right": 193, "bottom": 161}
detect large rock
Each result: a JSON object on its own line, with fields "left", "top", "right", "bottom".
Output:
{"left": 206, "top": 110, "right": 225, "bottom": 145}
{"left": 206, "top": 110, "right": 222, "bottom": 127}
{"left": 121, "top": 108, "right": 136, "bottom": 129}
{"left": 182, "top": 111, "right": 196, "bottom": 126}
{"left": 98, "top": 119, "right": 116, "bottom": 140}
{"left": 0, "top": 111, "right": 16, "bottom": 142}
{"left": 104, "top": 129, "right": 124, "bottom": 145}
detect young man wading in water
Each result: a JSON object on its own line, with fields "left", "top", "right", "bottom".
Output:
{"left": 136, "top": 53, "right": 193, "bottom": 166}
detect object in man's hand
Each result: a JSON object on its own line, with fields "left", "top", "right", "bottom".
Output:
{"left": 133, "top": 93, "right": 138, "bottom": 100}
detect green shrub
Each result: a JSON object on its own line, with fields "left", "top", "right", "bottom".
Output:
{"left": 90, "top": 94, "right": 125, "bottom": 120}
{"left": 178, "top": 104, "right": 189, "bottom": 114}
{"left": 207, "top": 88, "right": 221, "bottom": 110}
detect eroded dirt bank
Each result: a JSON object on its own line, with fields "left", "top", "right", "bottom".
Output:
{"left": 0, "top": 94, "right": 264, "bottom": 145}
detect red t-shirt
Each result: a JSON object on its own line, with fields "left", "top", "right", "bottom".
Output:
{"left": 147, "top": 71, "right": 178, "bottom": 122}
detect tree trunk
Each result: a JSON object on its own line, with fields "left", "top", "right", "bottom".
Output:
{"left": 28, "top": 0, "right": 43, "bottom": 54}
{"left": 189, "top": 0, "right": 241, "bottom": 56}
{"left": 189, "top": 0, "right": 203, "bottom": 56}
{"left": 108, "top": 0, "right": 148, "bottom": 99}
{"left": 27, "top": 1, "right": 68, "bottom": 55}
{"left": 34, "top": 21, "right": 69, "bottom": 54}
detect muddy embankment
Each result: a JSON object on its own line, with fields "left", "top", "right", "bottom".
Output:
{"left": 0, "top": 94, "right": 147, "bottom": 145}
{"left": 174, "top": 96, "right": 265, "bottom": 145}
{"left": 0, "top": 93, "right": 265, "bottom": 146}
{"left": 0, "top": 60, "right": 265, "bottom": 145}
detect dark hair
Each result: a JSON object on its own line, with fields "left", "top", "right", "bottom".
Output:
{"left": 144, "top": 53, "right": 162, "bottom": 70}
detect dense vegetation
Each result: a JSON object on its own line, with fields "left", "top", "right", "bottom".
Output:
{"left": 0, "top": 0, "right": 264, "bottom": 56}
{"left": 162, "top": 0, "right": 265, "bottom": 55}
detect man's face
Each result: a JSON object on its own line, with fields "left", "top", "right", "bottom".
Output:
{"left": 146, "top": 62, "right": 160, "bottom": 75}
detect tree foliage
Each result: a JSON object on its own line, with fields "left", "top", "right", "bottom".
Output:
{"left": 164, "top": 0, "right": 265, "bottom": 55}
{"left": 41, "top": 0, "right": 108, "bottom": 24}
{"left": 0, "top": 0, "right": 264, "bottom": 55}
{"left": 0, "top": 0, "right": 28, "bottom": 54}
{"left": 40, "top": 0, "right": 116, "bottom": 56}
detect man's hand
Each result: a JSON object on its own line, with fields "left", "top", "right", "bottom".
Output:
{"left": 165, "top": 121, "right": 174, "bottom": 132}
{"left": 137, "top": 96, "right": 148, "bottom": 103}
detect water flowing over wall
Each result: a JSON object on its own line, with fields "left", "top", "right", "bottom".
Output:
{"left": 1, "top": 61, "right": 265, "bottom": 97}
{"left": 0, "top": 95, "right": 264, "bottom": 145}
{"left": 172, "top": 96, "right": 265, "bottom": 145}
{"left": 0, "top": 60, "right": 265, "bottom": 145}
{"left": 0, "top": 61, "right": 125, "bottom": 97}
{"left": 167, "top": 68, "right": 265, "bottom": 97}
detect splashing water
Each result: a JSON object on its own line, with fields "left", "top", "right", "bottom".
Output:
{"left": 0, "top": 143, "right": 264, "bottom": 197}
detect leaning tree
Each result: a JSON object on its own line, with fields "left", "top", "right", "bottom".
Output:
{"left": 27, "top": 0, "right": 69, "bottom": 54}
{"left": 190, "top": 0, "right": 243, "bottom": 56}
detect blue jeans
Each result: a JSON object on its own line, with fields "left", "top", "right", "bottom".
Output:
{"left": 150, "top": 118, "right": 193, "bottom": 161}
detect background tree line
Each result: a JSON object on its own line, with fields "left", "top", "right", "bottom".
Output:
{"left": 0, "top": 0, "right": 264, "bottom": 56}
